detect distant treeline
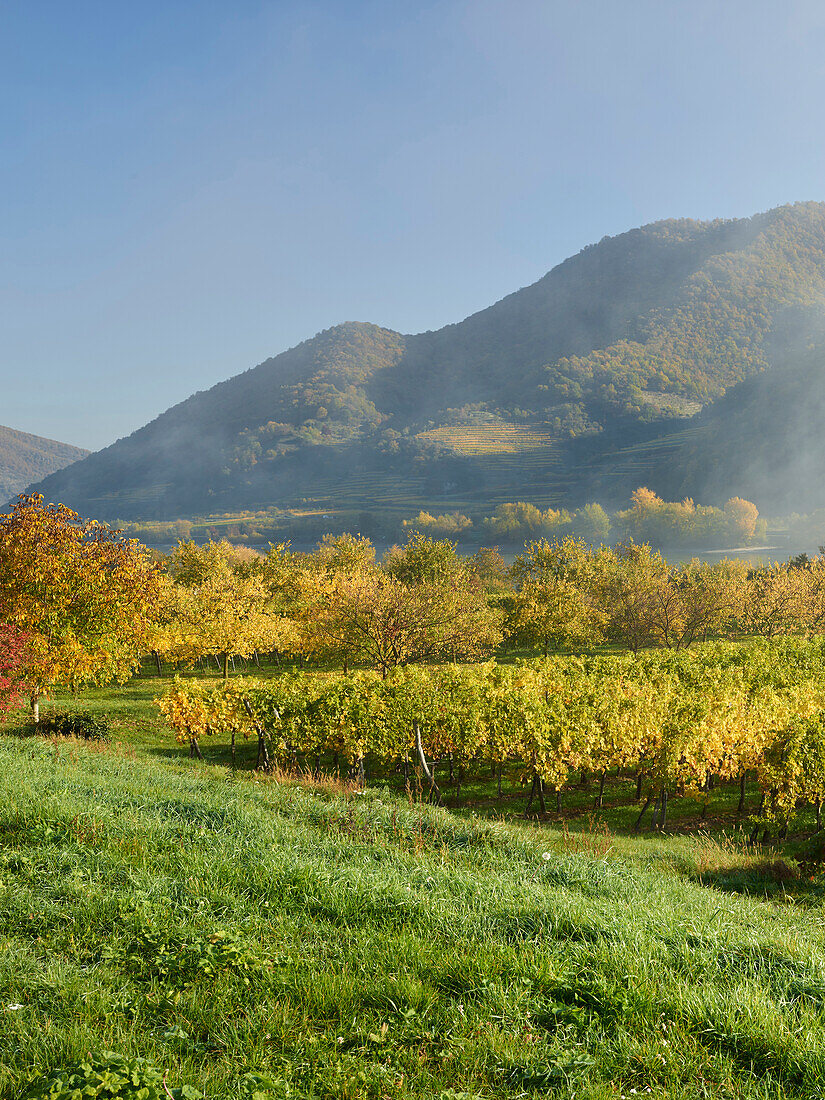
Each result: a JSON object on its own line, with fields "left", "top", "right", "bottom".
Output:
{"left": 118, "top": 487, "right": 782, "bottom": 550}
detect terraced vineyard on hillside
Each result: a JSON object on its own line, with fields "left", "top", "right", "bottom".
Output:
{"left": 416, "top": 420, "right": 558, "bottom": 455}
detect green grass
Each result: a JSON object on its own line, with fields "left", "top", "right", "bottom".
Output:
{"left": 4, "top": 674, "right": 825, "bottom": 1097}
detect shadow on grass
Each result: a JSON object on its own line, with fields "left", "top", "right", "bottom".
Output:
{"left": 694, "top": 856, "right": 825, "bottom": 903}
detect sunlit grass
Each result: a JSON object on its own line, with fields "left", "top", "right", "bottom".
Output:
{"left": 2, "top": 722, "right": 825, "bottom": 1097}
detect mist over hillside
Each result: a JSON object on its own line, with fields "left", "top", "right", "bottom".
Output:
{"left": 26, "top": 201, "right": 825, "bottom": 522}
{"left": 668, "top": 344, "right": 825, "bottom": 511}
{"left": 0, "top": 426, "right": 88, "bottom": 502}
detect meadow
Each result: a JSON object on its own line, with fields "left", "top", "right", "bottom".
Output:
{"left": 2, "top": 665, "right": 825, "bottom": 1099}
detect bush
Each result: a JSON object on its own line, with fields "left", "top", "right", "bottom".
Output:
{"left": 38, "top": 710, "right": 110, "bottom": 740}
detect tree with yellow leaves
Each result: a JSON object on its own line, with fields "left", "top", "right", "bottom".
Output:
{"left": 509, "top": 537, "right": 606, "bottom": 656}
{"left": 736, "top": 562, "right": 807, "bottom": 638}
{"left": 157, "top": 540, "right": 296, "bottom": 677}
{"left": 0, "top": 494, "right": 162, "bottom": 721}
{"left": 297, "top": 533, "right": 502, "bottom": 676}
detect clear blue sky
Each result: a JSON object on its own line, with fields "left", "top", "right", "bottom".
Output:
{"left": 3, "top": 0, "right": 825, "bottom": 449}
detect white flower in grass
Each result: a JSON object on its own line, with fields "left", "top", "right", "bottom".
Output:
{"left": 5, "top": 1004, "right": 23, "bottom": 1011}
{"left": 542, "top": 851, "right": 552, "bottom": 860}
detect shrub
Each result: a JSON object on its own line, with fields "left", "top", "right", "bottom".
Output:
{"left": 38, "top": 710, "right": 110, "bottom": 740}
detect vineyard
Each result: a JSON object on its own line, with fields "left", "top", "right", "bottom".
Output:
{"left": 158, "top": 638, "right": 825, "bottom": 838}
{"left": 415, "top": 421, "right": 558, "bottom": 456}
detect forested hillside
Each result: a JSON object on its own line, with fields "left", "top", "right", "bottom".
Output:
{"left": 666, "top": 345, "right": 825, "bottom": 511}
{"left": 26, "top": 201, "right": 825, "bottom": 520}
{"left": 0, "top": 425, "right": 87, "bottom": 501}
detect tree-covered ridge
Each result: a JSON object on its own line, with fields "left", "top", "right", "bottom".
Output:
{"left": 552, "top": 202, "right": 825, "bottom": 416}
{"left": 0, "top": 424, "right": 87, "bottom": 501}
{"left": 169, "top": 320, "right": 406, "bottom": 437}
{"left": 25, "top": 201, "right": 825, "bottom": 520}
{"left": 662, "top": 341, "right": 825, "bottom": 511}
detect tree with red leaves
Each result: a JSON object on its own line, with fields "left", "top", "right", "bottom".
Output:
{"left": 0, "top": 623, "right": 30, "bottom": 715}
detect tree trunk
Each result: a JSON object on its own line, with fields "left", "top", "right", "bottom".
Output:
{"left": 636, "top": 772, "right": 644, "bottom": 801}
{"left": 242, "top": 696, "right": 271, "bottom": 771}
{"left": 524, "top": 775, "right": 537, "bottom": 818}
{"left": 737, "top": 774, "right": 747, "bottom": 815}
{"left": 31, "top": 694, "right": 40, "bottom": 725}
{"left": 594, "top": 770, "right": 607, "bottom": 810}
{"left": 189, "top": 737, "right": 203, "bottom": 760}
{"left": 817, "top": 797, "right": 823, "bottom": 832}
{"left": 536, "top": 776, "right": 546, "bottom": 815}
{"left": 153, "top": 650, "right": 162, "bottom": 676}
{"left": 659, "top": 786, "right": 668, "bottom": 830}
{"left": 633, "top": 795, "right": 652, "bottom": 832}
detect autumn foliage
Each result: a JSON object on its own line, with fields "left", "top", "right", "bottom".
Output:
{"left": 0, "top": 624, "right": 30, "bottom": 713}
{"left": 0, "top": 494, "right": 162, "bottom": 717}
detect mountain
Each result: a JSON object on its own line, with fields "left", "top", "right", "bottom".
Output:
{"left": 26, "top": 201, "right": 825, "bottom": 523}
{"left": 0, "top": 425, "right": 88, "bottom": 503}
{"left": 665, "top": 343, "right": 825, "bottom": 513}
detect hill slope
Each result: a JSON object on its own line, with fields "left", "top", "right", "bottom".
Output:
{"left": 0, "top": 425, "right": 87, "bottom": 502}
{"left": 667, "top": 343, "right": 825, "bottom": 512}
{"left": 27, "top": 201, "right": 825, "bottom": 520}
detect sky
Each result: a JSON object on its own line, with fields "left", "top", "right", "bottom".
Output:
{"left": 3, "top": 0, "right": 825, "bottom": 450}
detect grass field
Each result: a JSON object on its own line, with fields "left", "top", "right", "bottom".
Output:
{"left": 3, "top": 669, "right": 825, "bottom": 1098}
